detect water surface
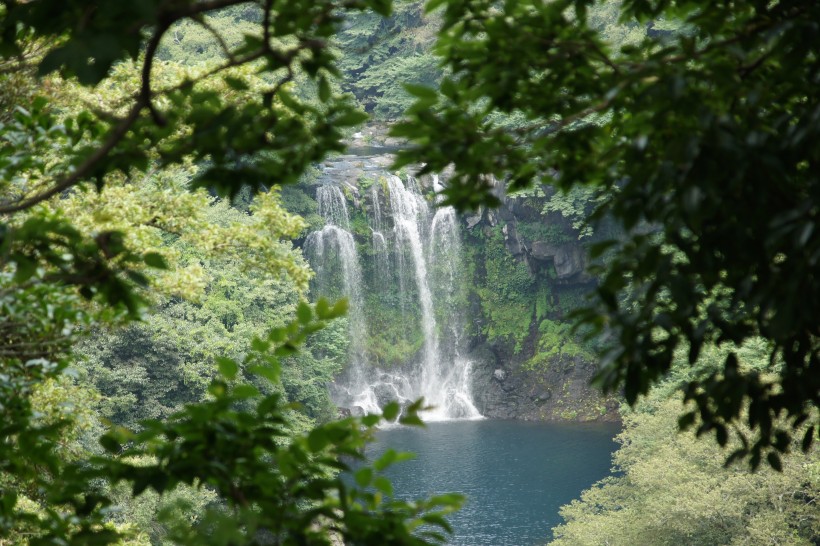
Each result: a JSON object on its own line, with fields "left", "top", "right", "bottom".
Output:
{"left": 367, "top": 419, "right": 618, "bottom": 545}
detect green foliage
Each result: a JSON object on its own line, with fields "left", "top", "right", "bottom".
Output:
{"left": 551, "top": 392, "right": 820, "bottom": 545}
{"left": 473, "top": 227, "right": 534, "bottom": 353}
{"left": 541, "top": 186, "right": 602, "bottom": 239}
{"left": 2, "top": 305, "right": 462, "bottom": 544}
{"left": 280, "top": 183, "right": 325, "bottom": 234}
{"left": 553, "top": 285, "right": 590, "bottom": 318}
{"left": 524, "top": 319, "right": 594, "bottom": 373}
{"left": 516, "top": 221, "right": 572, "bottom": 245}
{"left": 396, "top": 0, "right": 820, "bottom": 467}
{"left": 75, "top": 191, "right": 343, "bottom": 428}
{"left": 156, "top": 8, "right": 263, "bottom": 67}
{"left": 476, "top": 295, "right": 531, "bottom": 354}
{"left": 280, "top": 185, "right": 319, "bottom": 219}
{"left": 0, "top": 0, "right": 384, "bottom": 216}
{"left": 336, "top": 2, "right": 441, "bottom": 118}
{"left": 356, "top": 173, "right": 381, "bottom": 193}
{"left": 534, "top": 285, "right": 553, "bottom": 322}
{"left": 363, "top": 294, "right": 425, "bottom": 367}
{"left": 349, "top": 209, "right": 372, "bottom": 239}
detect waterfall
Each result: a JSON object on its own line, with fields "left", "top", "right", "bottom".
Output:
{"left": 428, "top": 175, "right": 480, "bottom": 419}
{"left": 317, "top": 184, "right": 351, "bottom": 229}
{"left": 305, "top": 174, "right": 481, "bottom": 421}
{"left": 386, "top": 175, "right": 439, "bottom": 385}
{"left": 431, "top": 203, "right": 463, "bottom": 353}
{"left": 369, "top": 185, "right": 390, "bottom": 284}
{"left": 305, "top": 187, "right": 367, "bottom": 361}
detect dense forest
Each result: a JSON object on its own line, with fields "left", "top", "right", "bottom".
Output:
{"left": 1, "top": 0, "right": 819, "bottom": 544}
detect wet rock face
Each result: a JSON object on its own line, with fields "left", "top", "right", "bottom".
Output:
{"left": 529, "top": 242, "right": 590, "bottom": 283}
{"left": 460, "top": 194, "right": 615, "bottom": 422}
{"left": 502, "top": 222, "right": 524, "bottom": 257}
{"left": 553, "top": 245, "right": 586, "bottom": 280}
{"left": 469, "top": 342, "right": 617, "bottom": 422}
{"left": 529, "top": 241, "right": 560, "bottom": 260}
{"left": 465, "top": 214, "right": 482, "bottom": 229}
{"left": 470, "top": 194, "right": 593, "bottom": 286}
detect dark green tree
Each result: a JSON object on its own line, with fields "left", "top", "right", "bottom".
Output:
{"left": 394, "top": 0, "right": 820, "bottom": 468}
{"left": 335, "top": 1, "right": 442, "bottom": 118}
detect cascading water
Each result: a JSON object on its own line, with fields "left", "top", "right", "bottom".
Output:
{"left": 428, "top": 175, "right": 480, "bottom": 419}
{"left": 305, "top": 174, "right": 481, "bottom": 421}
{"left": 317, "top": 183, "right": 352, "bottom": 229}
{"left": 386, "top": 175, "right": 439, "bottom": 389}
{"left": 304, "top": 186, "right": 367, "bottom": 362}
{"left": 369, "top": 185, "right": 390, "bottom": 287}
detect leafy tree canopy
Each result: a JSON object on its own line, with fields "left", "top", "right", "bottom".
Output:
{"left": 394, "top": 0, "right": 820, "bottom": 468}
{"left": 552, "top": 348, "right": 820, "bottom": 545}
{"left": 0, "top": 1, "right": 467, "bottom": 543}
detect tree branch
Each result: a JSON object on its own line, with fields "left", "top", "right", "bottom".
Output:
{"left": 0, "top": 0, "right": 335, "bottom": 216}
{"left": 0, "top": 103, "right": 144, "bottom": 215}
{"left": 191, "top": 14, "right": 237, "bottom": 62}
{"left": 141, "top": 20, "right": 172, "bottom": 127}
{"left": 263, "top": 0, "right": 274, "bottom": 50}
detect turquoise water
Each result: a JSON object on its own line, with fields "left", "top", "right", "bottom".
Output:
{"left": 367, "top": 419, "right": 619, "bottom": 545}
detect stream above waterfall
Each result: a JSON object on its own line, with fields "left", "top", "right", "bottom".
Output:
{"left": 365, "top": 420, "right": 619, "bottom": 545}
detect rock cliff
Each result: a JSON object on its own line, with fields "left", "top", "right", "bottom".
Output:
{"left": 288, "top": 142, "right": 618, "bottom": 422}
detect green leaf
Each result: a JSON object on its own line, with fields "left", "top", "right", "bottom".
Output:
{"left": 208, "top": 381, "right": 227, "bottom": 397}
{"left": 297, "top": 301, "right": 312, "bottom": 324}
{"left": 367, "top": 0, "right": 392, "bottom": 17}
{"left": 251, "top": 337, "right": 270, "bottom": 352}
{"left": 354, "top": 467, "right": 373, "bottom": 487}
{"left": 334, "top": 109, "right": 369, "bottom": 127}
{"left": 99, "top": 434, "right": 121, "bottom": 453}
{"left": 126, "top": 270, "right": 149, "bottom": 287}
{"left": 143, "top": 252, "right": 168, "bottom": 269}
{"left": 374, "top": 449, "right": 415, "bottom": 471}
{"left": 373, "top": 476, "right": 393, "bottom": 496}
{"left": 329, "top": 298, "right": 349, "bottom": 318}
{"left": 216, "top": 357, "right": 238, "bottom": 380}
{"left": 224, "top": 76, "right": 249, "bottom": 91}
{"left": 802, "top": 427, "right": 815, "bottom": 453}
{"left": 361, "top": 414, "right": 380, "bottom": 427}
{"left": 277, "top": 90, "right": 303, "bottom": 112}
{"left": 308, "top": 429, "right": 330, "bottom": 452}
{"left": 248, "top": 363, "right": 280, "bottom": 383}
{"left": 399, "top": 414, "right": 424, "bottom": 427}
{"left": 13, "top": 256, "right": 37, "bottom": 283}
{"left": 767, "top": 452, "right": 782, "bottom": 472}
{"left": 318, "top": 75, "right": 331, "bottom": 103}
{"left": 315, "top": 298, "right": 330, "bottom": 319}
{"left": 420, "top": 513, "right": 451, "bottom": 531}
{"left": 715, "top": 425, "right": 728, "bottom": 447}
{"left": 404, "top": 83, "right": 437, "bottom": 99}
{"left": 233, "top": 385, "right": 260, "bottom": 399}
{"left": 1, "top": 491, "right": 17, "bottom": 513}
{"left": 382, "top": 401, "right": 400, "bottom": 422}
{"left": 678, "top": 411, "right": 696, "bottom": 430}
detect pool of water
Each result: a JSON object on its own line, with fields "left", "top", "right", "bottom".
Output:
{"left": 364, "top": 419, "right": 619, "bottom": 545}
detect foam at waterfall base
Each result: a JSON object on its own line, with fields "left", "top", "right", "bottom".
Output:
{"left": 332, "top": 358, "right": 483, "bottom": 425}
